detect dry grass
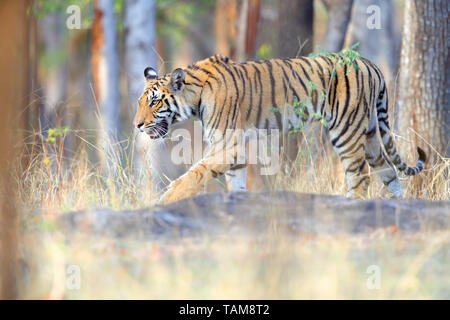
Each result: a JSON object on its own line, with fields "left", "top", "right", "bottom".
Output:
{"left": 17, "top": 125, "right": 449, "bottom": 214}
{"left": 12, "top": 127, "right": 450, "bottom": 299}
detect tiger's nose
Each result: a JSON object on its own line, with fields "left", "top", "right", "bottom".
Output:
{"left": 135, "top": 122, "right": 145, "bottom": 131}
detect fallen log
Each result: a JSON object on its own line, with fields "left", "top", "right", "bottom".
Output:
{"left": 58, "top": 192, "right": 450, "bottom": 239}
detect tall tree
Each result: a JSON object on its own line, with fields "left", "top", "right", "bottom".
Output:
{"left": 124, "top": 0, "right": 163, "bottom": 189}
{"left": 124, "top": 0, "right": 157, "bottom": 114}
{"left": 320, "top": 0, "right": 353, "bottom": 52}
{"left": 0, "top": 0, "right": 32, "bottom": 299}
{"left": 235, "top": 0, "right": 249, "bottom": 61}
{"left": 278, "top": 0, "right": 314, "bottom": 57}
{"left": 235, "top": 0, "right": 261, "bottom": 61}
{"left": 245, "top": 0, "right": 261, "bottom": 59}
{"left": 39, "top": 12, "right": 68, "bottom": 131}
{"left": 215, "top": 0, "right": 238, "bottom": 58}
{"left": 346, "top": 0, "right": 401, "bottom": 81}
{"left": 397, "top": 0, "right": 449, "bottom": 162}
{"left": 92, "top": 0, "right": 120, "bottom": 167}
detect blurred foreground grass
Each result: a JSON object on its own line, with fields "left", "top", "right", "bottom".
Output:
{"left": 21, "top": 230, "right": 449, "bottom": 299}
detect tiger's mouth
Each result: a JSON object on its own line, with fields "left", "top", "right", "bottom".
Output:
{"left": 144, "top": 120, "right": 169, "bottom": 139}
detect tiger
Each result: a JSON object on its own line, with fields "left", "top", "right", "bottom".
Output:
{"left": 133, "top": 54, "right": 426, "bottom": 204}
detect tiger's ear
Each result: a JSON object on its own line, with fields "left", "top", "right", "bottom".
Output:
{"left": 144, "top": 67, "right": 157, "bottom": 80}
{"left": 169, "top": 68, "right": 185, "bottom": 94}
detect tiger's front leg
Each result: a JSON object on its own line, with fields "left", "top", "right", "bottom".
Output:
{"left": 158, "top": 151, "right": 232, "bottom": 205}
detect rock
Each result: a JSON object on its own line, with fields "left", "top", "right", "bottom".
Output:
{"left": 58, "top": 191, "right": 450, "bottom": 240}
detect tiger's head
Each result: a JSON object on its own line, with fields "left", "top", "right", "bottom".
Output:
{"left": 133, "top": 66, "right": 192, "bottom": 139}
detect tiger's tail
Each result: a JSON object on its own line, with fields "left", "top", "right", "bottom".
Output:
{"left": 376, "top": 84, "right": 426, "bottom": 175}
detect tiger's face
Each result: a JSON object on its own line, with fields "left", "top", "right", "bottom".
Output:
{"left": 133, "top": 67, "right": 186, "bottom": 139}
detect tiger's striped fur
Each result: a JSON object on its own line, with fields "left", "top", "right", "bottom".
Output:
{"left": 133, "top": 54, "right": 426, "bottom": 204}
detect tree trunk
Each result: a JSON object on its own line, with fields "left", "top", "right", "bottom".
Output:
{"left": 0, "top": 0, "right": 31, "bottom": 300}
{"left": 215, "top": 0, "right": 260, "bottom": 61}
{"left": 124, "top": 0, "right": 157, "bottom": 115}
{"left": 235, "top": 0, "right": 249, "bottom": 61}
{"left": 278, "top": 0, "right": 314, "bottom": 57}
{"left": 92, "top": 0, "right": 121, "bottom": 168}
{"left": 124, "top": 0, "right": 160, "bottom": 185}
{"left": 245, "top": 0, "right": 261, "bottom": 59}
{"left": 39, "top": 12, "right": 69, "bottom": 131}
{"left": 320, "top": 0, "right": 354, "bottom": 52}
{"left": 346, "top": 0, "right": 401, "bottom": 82}
{"left": 384, "top": 1, "right": 402, "bottom": 77}
{"left": 397, "top": 0, "right": 449, "bottom": 162}
{"left": 215, "top": 0, "right": 238, "bottom": 57}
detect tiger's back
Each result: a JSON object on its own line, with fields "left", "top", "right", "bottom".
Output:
{"left": 201, "top": 55, "right": 378, "bottom": 134}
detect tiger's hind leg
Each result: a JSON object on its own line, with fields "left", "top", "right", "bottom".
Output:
{"left": 331, "top": 133, "right": 370, "bottom": 198}
{"left": 225, "top": 135, "right": 250, "bottom": 192}
{"left": 225, "top": 164, "right": 247, "bottom": 191}
{"left": 365, "top": 130, "right": 403, "bottom": 198}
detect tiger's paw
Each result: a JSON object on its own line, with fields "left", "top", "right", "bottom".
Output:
{"left": 158, "top": 181, "right": 197, "bottom": 205}
{"left": 158, "top": 189, "right": 181, "bottom": 205}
